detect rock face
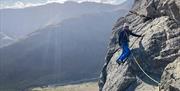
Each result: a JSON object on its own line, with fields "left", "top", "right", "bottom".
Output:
{"left": 98, "top": 0, "right": 180, "bottom": 91}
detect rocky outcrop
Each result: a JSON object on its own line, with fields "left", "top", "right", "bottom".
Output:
{"left": 161, "top": 57, "right": 180, "bottom": 91}
{"left": 99, "top": 0, "right": 180, "bottom": 91}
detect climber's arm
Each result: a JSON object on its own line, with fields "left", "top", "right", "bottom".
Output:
{"left": 129, "top": 31, "right": 141, "bottom": 37}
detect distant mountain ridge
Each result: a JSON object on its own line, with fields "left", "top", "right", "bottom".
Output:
{"left": 0, "top": 1, "right": 133, "bottom": 48}
{"left": 0, "top": 2, "right": 120, "bottom": 38}
{"left": 0, "top": 0, "right": 134, "bottom": 9}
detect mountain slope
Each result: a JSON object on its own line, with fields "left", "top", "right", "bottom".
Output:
{"left": 0, "top": 8, "right": 128, "bottom": 90}
{"left": 99, "top": 0, "right": 180, "bottom": 91}
{"left": 0, "top": 1, "right": 122, "bottom": 38}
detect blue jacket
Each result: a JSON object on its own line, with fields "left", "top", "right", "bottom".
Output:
{"left": 118, "top": 28, "right": 141, "bottom": 45}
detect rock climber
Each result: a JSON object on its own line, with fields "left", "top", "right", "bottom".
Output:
{"left": 116, "top": 23, "right": 143, "bottom": 65}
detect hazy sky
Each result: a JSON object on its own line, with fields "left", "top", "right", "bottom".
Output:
{"left": 0, "top": 0, "right": 127, "bottom": 9}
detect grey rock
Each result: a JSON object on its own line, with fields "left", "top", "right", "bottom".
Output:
{"left": 99, "top": 0, "right": 180, "bottom": 91}
{"left": 161, "top": 57, "right": 180, "bottom": 91}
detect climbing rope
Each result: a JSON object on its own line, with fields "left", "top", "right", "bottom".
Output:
{"left": 129, "top": 35, "right": 162, "bottom": 91}
{"left": 131, "top": 53, "right": 160, "bottom": 84}
{"left": 131, "top": 50, "right": 161, "bottom": 91}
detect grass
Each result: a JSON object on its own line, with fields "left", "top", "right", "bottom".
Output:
{"left": 31, "top": 81, "right": 98, "bottom": 91}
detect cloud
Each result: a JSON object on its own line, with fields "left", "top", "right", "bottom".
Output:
{"left": 45, "top": 0, "right": 102, "bottom": 4}
{"left": 46, "top": 0, "right": 69, "bottom": 3}
{"left": 12, "top": 1, "right": 37, "bottom": 8}
{"left": 0, "top": 0, "right": 124, "bottom": 9}
{"left": 46, "top": 0, "right": 125, "bottom": 5}
{"left": 0, "top": 0, "right": 72, "bottom": 9}
{"left": 0, "top": 1, "right": 43, "bottom": 9}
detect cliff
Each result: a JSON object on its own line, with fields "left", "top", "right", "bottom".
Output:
{"left": 98, "top": 0, "right": 180, "bottom": 91}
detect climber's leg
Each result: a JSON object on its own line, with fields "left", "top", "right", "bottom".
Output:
{"left": 118, "top": 42, "right": 131, "bottom": 62}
